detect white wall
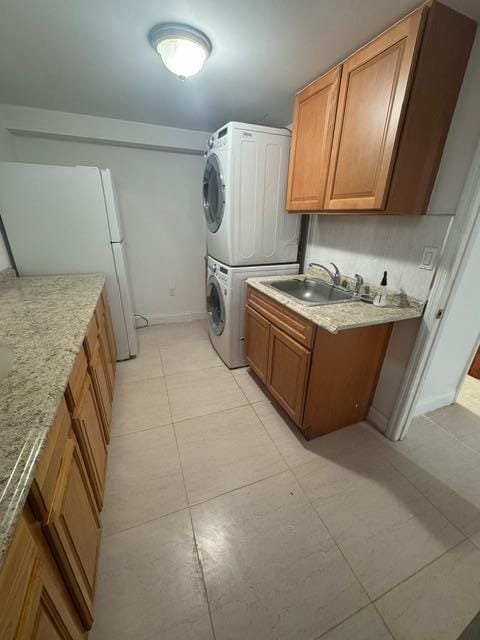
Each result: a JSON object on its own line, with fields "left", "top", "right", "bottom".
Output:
{"left": 305, "top": 215, "right": 451, "bottom": 301}
{"left": 414, "top": 153, "right": 480, "bottom": 416}
{"left": 12, "top": 134, "right": 207, "bottom": 322}
{"left": 0, "top": 115, "right": 15, "bottom": 270}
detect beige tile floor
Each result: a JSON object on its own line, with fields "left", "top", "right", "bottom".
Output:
{"left": 91, "top": 327, "right": 480, "bottom": 640}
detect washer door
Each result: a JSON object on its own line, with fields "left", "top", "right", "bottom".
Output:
{"left": 207, "top": 275, "right": 225, "bottom": 336}
{"left": 203, "top": 154, "right": 225, "bottom": 233}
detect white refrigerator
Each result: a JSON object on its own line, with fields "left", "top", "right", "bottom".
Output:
{"left": 0, "top": 162, "right": 137, "bottom": 361}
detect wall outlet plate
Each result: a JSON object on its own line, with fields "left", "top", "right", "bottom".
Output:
{"left": 419, "top": 246, "right": 438, "bottom": 270}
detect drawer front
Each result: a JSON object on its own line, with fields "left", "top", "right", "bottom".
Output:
{"left": 30, "top": 398, "right": 72, "bottom": 519}
{"left": 247, "top": 286, "right": 315, "bottom": 349}
{"left": 65, "top": 348, "right": 88, "bottom": 413}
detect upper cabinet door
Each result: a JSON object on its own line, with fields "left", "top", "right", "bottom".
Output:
{"left": 286, "top": 66, "right": 341, "bottom": 211}
{"left": 324, "top": 8, "right": 426, "bottom": 211}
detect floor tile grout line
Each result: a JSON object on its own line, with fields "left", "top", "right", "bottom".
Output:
{"left": 250, "top": 394, "right": 470, "bottom": 602}
{"left": 168, "top": 398, "right": 218, "bottom": 640}
{"left": 161, "top": 356, "right": 218, "bottom": 639}
{"left": 378, "top": 442, "right": 469, "bottom": 540}
{"left": 289, "top": 464, "right": 374, "bottom": 605}
{"left": 248, "top": 399, "right": 374, "bottom": 611}
{"left": 423, "top": 411, "right": 480, "bottom": 459}
{"left": 184, "top": 468, "right": 289, "bottom": 510}
{"left": 370, "top": 600, "right": 398, "bottom": 640}
{"left": 370, "top": 538, "right": 466, "bottom": 606}
{"left": 110, "top": 422, "right": 173, "bottom": 439}
{"left": 101, "top": 504, "right": 191, "bottom": 540}
{"left": 312, "top": 603, "right": 386, "bottom": 640}
{"left": 171, "top": 400, "right": 251, "bottom": 426}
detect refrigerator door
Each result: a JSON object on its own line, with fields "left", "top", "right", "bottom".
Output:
{"left": 111, "top": 241, "right": 138, "bottom": 357}
{"left": 100, "top": 168, "right": 124, "bottom": 242}
{"left": 0, "top": 161, "right": 132, "bottom": 360}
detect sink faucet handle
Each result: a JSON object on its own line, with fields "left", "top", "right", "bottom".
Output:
{"left": 354, "top": 273, "right": 364, "bottom": 293}
{"left": 330, "top": 262, "right": 341, "bottom": 285}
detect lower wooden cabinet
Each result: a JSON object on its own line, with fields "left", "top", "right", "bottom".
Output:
{"left": 267, "top": 325, "right": 311, "bottom": 424}
{"left": 72, "top": 373, "right": 108, "bottom": 511}
{"left": 0, "top": 509, "right": 86, "bottom": 640}
{"left": 245, "top": 305, "right": 270, "bottom": 383}
{"left": 302, "top": 322, "right": 392, "bottom": 438}
{"left": 1, "top": 285, "right": 117, "bottom": 639}
{"left": 89, "top": 338, "right": 112, "bottom": 442}
{"left": 44, "top": 434, "right": 101, "bottom": 630}
{"left": 245, "top": 285, "right": 393, "bottom": 439}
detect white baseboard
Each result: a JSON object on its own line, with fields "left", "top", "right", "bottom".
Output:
{"left": 368, "top": 406, "right": 390, "bottom": 434}
{"left": 414, "top": 390, "right": 456, "bottom": 416}
{"left": 137, "top": 311, "right": 207, "bottom": 326}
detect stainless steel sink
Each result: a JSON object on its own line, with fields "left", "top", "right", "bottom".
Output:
{"left": 267, "top": 278, "right": 360, "bottom": 306}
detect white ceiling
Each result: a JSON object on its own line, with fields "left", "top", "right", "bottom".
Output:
{"left": 0, "top": 0, "right": 478, "bottom": 132}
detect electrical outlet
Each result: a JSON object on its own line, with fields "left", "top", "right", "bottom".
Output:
{"left": 419, "top": 246, "right": 438, "bottom": 271}
{"left": 169, "top": 287, "right": 175, "bottom": 296}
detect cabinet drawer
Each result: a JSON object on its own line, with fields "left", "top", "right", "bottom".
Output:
{"left": 247, "top": 286, "right": 315, "bottom": 348}
{"left": 65, "top": 348, "right": 88, "bottom": 413}
{"left": 30, "top": 398, "right": 72, "bottom": 519}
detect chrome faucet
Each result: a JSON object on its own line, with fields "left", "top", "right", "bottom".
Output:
{"left": 309, "top": 262, "right": 341, "bottom": 286}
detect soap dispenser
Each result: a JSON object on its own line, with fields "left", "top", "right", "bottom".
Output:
{"left": 373, "top": 271, "right": 388, "bottom": 307}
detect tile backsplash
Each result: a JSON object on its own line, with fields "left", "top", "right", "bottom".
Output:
{"left": 304, "top": 214, "right": 452, "bottom": 301}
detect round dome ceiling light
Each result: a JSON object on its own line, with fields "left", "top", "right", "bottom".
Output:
{"left": 148, "top": 23, "right": 212, "bottom": 80}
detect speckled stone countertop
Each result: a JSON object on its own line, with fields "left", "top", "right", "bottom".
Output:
{"left": 0, "top": 269, "right": 105, "bottom": 570}
{"left": 246, "top": 271, "right": 424, "bottom": 334}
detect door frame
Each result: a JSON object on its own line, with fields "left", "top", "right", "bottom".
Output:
{"left": 386, "top": 138, "right": 480, "bottom": 440}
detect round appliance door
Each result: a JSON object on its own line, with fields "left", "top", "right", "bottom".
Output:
{"left": 203, "top": 154, "right": 225, "bottom": 233}
{"left": 207, "top": 275, "right": 225, "bottom": 336}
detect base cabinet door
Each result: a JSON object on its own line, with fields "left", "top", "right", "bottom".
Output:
{"left": 267, "top": 325, "right": 311, "bottom": 424}
{"left": 0, "top": 509, "right": 86, "bottom": 640}
{"left": 44, "top": 435, "right": 101, "bottom": 630}
{"left": 89, "top": 340, "right": 112, "bottom": 442}
{"left": 72, "top": 373, "right": 108, "bottom": 511}
{"left": 303, "top": 323, "right": 392, "bottom": 438}
{"left": 245, "top": 305, "right": 271, "bottom": 384}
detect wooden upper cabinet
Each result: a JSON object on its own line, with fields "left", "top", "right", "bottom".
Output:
{"left": 286, "top": 66, "right": 341, "bottom": 211}
{"left": 286, "top": 2, "right": 476, "bottom": 214}
{"left": 324, "top": 8, "right": 426, "bottom": 210}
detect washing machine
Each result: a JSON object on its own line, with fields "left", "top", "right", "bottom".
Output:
{"left": 207, "top": 256, "right": 299, "bottom": 368}
{"left": 203, "top": 122, "right": 300, "bottom": 267}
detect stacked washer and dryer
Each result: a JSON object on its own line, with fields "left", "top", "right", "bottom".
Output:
{"left": 203, "top": 122, "right": 300, "bottom": 368}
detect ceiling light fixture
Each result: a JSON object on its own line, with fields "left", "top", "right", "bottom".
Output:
{"left": 148, "top": 23, "right": 212, "bottom": 80}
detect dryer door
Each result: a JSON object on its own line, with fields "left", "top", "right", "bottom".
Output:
{"left": 207, "top": 275, "right": 225, "bottom": 336}
{"left": 203, "top": 154, "right": 225, "bottom": 233}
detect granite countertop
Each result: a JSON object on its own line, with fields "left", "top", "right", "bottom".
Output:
{"left": 246, "top": 272, "right": 425, "bottom": 334}
{"left": 0, "top": 269, "right": 105, "bottom": 570}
